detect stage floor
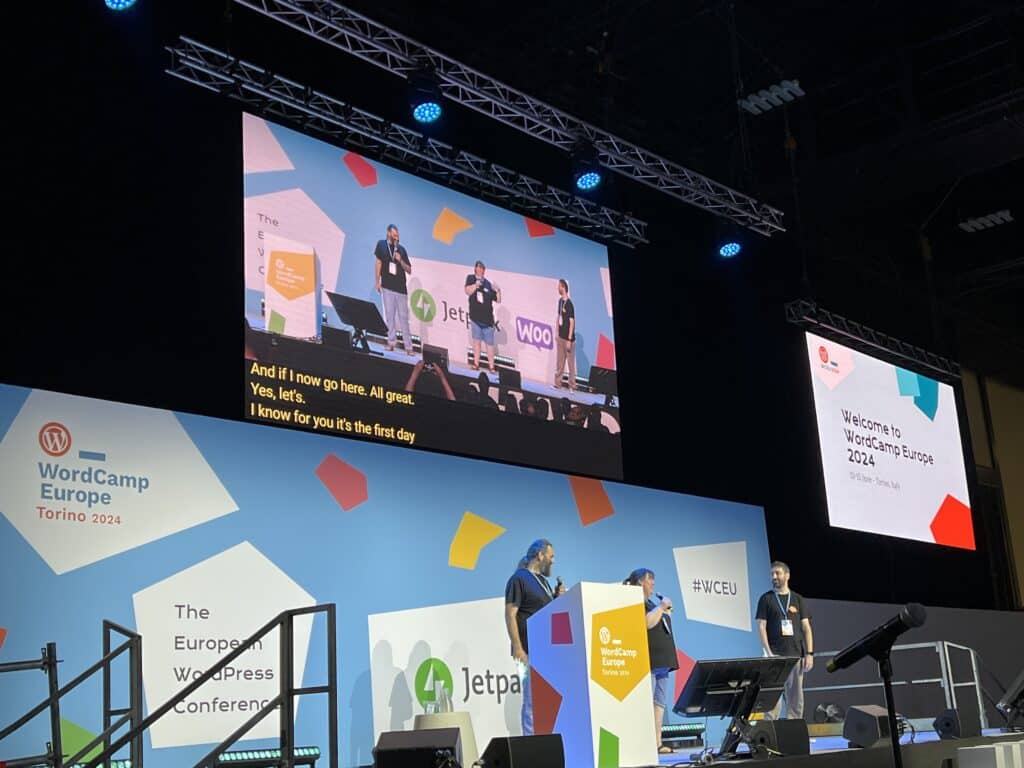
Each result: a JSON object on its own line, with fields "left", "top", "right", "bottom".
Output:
{"left": 654, "top": 727, "right": 1013, "bottom": 765}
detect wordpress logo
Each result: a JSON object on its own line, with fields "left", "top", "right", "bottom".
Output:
{"left": 515, "top": 317, "right": 554, "bottom": 350}
{"left": 38, "top": 422, "right": 72, "bottom": 457}
{"left": 413, "top": 657, "right": 453, "bottom": 708}
{"left": 410, "top": 289, "right": 437, "bottom": 323}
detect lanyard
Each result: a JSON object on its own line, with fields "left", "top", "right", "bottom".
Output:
{"left": 774, "top": 591, "right": 792, "bottom": 617}
{"left": 531, "top": 571, "right": 553, "bottom": 599}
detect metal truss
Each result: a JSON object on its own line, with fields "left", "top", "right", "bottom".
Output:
{"left": 165, "top": 37, "right": 648, "bottom": 247}
{"left": 785, "top": 299, "right": 960, "bottom": 381}
{"left": 233, "top": 0, "right": 786, "bottom": 236}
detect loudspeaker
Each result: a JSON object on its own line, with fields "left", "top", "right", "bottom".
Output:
{"left": 933, "top": 708, "right": 981, "bottom": 739}
{"left": 843, "top": 704, "right": 891, "bottom": 748}
{"left": 374, "top": 727, "right": 461, "bottom": 768}
{"left": 746, "top": 719, "right": 811, "bottom": 756}
{"left": 479, "top": 734, "right": 564, "bottom": 768}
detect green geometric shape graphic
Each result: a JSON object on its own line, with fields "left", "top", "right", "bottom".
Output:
{"left": 268, "top": 309, "right": 287, "bottom": 334}
{"left": 413, "top": 657, "right": 453, "bottom": 708}
{"left": 598, "top": 727, "right": 619, "bottom": 768}
{"left": 61, "top": 717, "right": 102, "bottom": 762}
{"left": 410, "top": 289, "right": 437, "bottom": 323}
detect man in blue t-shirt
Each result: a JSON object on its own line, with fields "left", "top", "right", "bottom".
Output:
{"left": 505, "top": 538, "right": 565, "bottom": 735}
{"left": 464, "top": 260, "right": 501, "bottom": 372}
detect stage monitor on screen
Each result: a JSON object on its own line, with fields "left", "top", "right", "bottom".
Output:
{"left": 804, "top": 331, "right": 974, "bottom": 550}
{"left": 242, "top": 112, "right": 623, "bottom": 478}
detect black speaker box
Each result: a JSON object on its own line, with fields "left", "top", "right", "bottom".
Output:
{"left": 479, "top": 734, "right": 564, "bottom": 768}
{"left": 746, "top": 719, "right": 810, "bottom": 756}
{"left": 322, "top": 325, "right": 353, "bottom": 351}
{"left": 843, "top": 704, "right": 891, "bottom": 748}
{"left": 374, "top": 727, "right": 461, "bottom": 768}
{"left": 933, "top": 708, "right": 981, "bottom": 739}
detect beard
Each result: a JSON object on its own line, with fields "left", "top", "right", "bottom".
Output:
{"left": 541, "top": 561, "right": 552, "bottom": 577}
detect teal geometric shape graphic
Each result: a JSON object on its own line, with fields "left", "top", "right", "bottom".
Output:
{"left": 598, "top": 727, "right": 619, "bottom": 768}
{"left": 895, "top": 367, "right": 921, "bottom": 397}
{"left": 894, "top": 367, "right": 939, "bottom": 421}
{"left": 914, "top": 375, "right": 939, "bottom": 421}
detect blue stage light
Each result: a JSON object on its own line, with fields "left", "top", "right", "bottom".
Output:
{"left": 412, "top": 101, "right": 442, "bottom": 124}
{"left": 105, "top": 0, "right": 138, "bottom": 10}
{"left": 719, "top": 242, "right": 742, "bottom": 258}
{"left": 575, "top": 171, "right": 602, "bottom": 191}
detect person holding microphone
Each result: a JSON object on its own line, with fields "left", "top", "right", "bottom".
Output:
{"left": 464, "top": 260, "right": 501, "bottom": 372}
{"left": 624, "top": 568, "right": 679, "bottom": 754}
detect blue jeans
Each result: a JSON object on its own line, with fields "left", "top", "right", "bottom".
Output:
{"left": 382, "top": 288, "right": 411, "bottom": 349}
{"left": 517, "top": 660, "right": 533, "bottom": 735}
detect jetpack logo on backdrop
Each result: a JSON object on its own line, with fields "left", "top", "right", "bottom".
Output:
{"left": 673, "top": 541, "right": 752, "bottom": 631}
{"left": 0, "top": 390, "right": 237, "bottom": 574}
{"left": 369, "top": 597, "right": 523, "bottom": 745}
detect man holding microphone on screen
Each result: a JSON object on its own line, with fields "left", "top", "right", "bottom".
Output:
{"left": 465, "top": 260, "right": 501, "bottom": 372}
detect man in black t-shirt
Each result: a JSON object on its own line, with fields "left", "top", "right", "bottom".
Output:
{"left": 374, "top": 224, "right": 414, "bottom": 354}
{"left": 505, "top": 538, "right": 565, "bottom": 735}
{"left": 554, "top": 279, "right": 577, "bottom": 390}
{"left": 464, "top": 260, "right": 501, "bottom": 372}
{"left": 755, "top": 560, "right": 814, "bottom": 720}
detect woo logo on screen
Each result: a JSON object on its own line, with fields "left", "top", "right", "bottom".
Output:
{"left": 515, "top": 317, "right": 554, "bottom": 350}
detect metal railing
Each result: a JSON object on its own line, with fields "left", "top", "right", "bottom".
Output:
{"left": 804, "top": 640, "right": 989, "bottom": 731}
{"left": 79, "top": 604, "right": 338, "bottom": 768}
{"left": 0, "top": 621, "right": 143, "bottom": 768}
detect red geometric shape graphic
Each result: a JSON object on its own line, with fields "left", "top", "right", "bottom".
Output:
{"left": 315, "top": 454, "right": 368, "bottom": 511}
{"left": 568, "top": 476, "right": 615, "bottom": 527}
{"left": 530, "top": 667, "right": 563, "bottom": 735}
{"left": 524, "top": 217, "right": 556, "bottom": 238}
{"left": 673, "top": 647, "right": 696, "bottom": 708}
{"left": 0, "top": 627, "right": 7, "bottom": 650}
{"left": 595, "top": 333, "right": 616, "bottom": 370}
{"left": 930, "top": 494, "right": 975, "bottom": 550}
{"left": 551, "top": 611, "right": 573, "bottom": 645}
{"left": 343, "top": 152, "right": 378, "bottom": 187}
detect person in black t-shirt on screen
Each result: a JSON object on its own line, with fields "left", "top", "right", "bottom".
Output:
{"left": 755, "top": 560, "right": 814, "bottom": 720}
{"left": 554, "top": 279, "right": 577, "bottom": 390}
{"left": 374, "top": 224, "right": 415, "bottom": 354}
{"left": 464, "top": 260, "right": 501, "bottom": 372}
{"left": 504, "top": 539, "right": 565, "bottom": 735}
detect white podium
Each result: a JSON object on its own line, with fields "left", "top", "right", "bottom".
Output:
{"left": 527, "top": 582, "right": 657, "bottom": 768}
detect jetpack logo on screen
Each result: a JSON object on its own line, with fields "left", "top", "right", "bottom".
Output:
{"left": 673, "top": 541, "right": 751, "bottom": 631}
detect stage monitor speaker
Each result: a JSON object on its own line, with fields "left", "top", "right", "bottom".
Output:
{"left": 933, "top": 707, "right": 981, "bottom": 739}
{"left": 843, "top": 704, "right": 891, "bottom": 748}
{"left": 746, "top": 719, "right": 810, "bottom": 756}
{"left": 479, "top": 734, "right": 564, "bottom": 768}
{"left": 322, "top": 325, "right": 352, "bottom": 351}
{"left": 373, "top": 727, "right": 461, "bottom": 768}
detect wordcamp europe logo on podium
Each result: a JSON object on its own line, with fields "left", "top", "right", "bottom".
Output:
{"left": 672, "top": 541, "right": 752, "bottom": 631}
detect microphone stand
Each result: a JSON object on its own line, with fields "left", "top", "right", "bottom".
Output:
{"left": 874, "top": 650, "right": 903, "bottom": 768}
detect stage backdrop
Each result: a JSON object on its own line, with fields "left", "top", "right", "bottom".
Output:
{"left": 0, "top": 383, "right": 768, "bottom": 768}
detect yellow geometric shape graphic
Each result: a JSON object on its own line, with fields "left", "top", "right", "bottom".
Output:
{"left": 590, "top": 603, "right": 650, "bottom": 701}
{"left": 432, "top": 207, "right": 473, "bottom": 245}
{"left": 267, "top": 249, "right": 316, "bottom": 301}
{"left": 448, "top": 511, "right": 505, "bottom": 570}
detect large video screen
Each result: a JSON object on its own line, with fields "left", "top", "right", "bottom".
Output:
{"left": 804, "top": 332, "right": 974, "bottom": 549}
{"left": 242, "top": 113, "right": 623, "bottom": 478}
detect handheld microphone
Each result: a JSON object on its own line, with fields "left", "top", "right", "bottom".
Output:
{"left": 656, "top": 592, "right": 672, "bottom": 612}
{"left": 826, "top": 603, "right": 926, "bottom": 673}
{"left": 555, "top": 576, "right": 564, "bottom": 594}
